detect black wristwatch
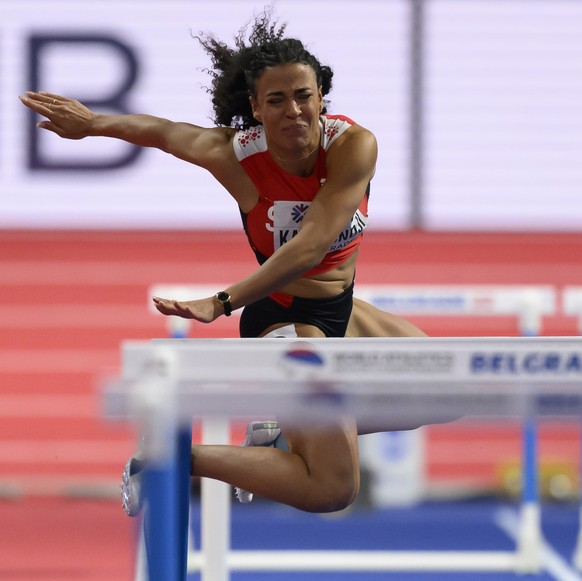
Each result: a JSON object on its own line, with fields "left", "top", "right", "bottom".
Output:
{"left": 215, "top": 291, "right": 233, "bottom": 316}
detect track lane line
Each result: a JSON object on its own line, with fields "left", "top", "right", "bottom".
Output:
{"left": 495, "top": 506, "right": 582, "bottom": 581}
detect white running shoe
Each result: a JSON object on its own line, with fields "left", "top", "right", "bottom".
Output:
{"left": 121, "top": 456, "right": 145, "bottom": 517}
{"left": 235, "top": 421, "right": 281, "bottom": 504}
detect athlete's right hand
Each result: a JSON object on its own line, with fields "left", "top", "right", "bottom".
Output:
{"left": 152, "top": 296, "right": 223, "bottom": 324}
{"left": 18, "top": 91, "right": 95, "bottom": 140}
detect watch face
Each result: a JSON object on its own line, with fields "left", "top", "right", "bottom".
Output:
{"left": 216, "top": 291, "right": 232, "bottom": 316}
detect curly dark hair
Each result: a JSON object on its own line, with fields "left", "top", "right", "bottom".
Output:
{"left": 195, "top": 9, "right": 334, "bottom": 129}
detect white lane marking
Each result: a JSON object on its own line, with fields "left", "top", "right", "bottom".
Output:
{"left": 495, "top": 506, "right": 582, "bottom": 581}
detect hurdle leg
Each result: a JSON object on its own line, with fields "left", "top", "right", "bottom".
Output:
{"left": 515, "top": 416, "right": 543, "bottom": 573}
{"left": 139, "top": 426, "right": 191, "bottom": 581}
{"left": 200, "top": 417, "right": 231, "bottom": 581}
{"left": 513, "top": 311, "right": 544, "bottom": 573}
{"left": 176, "top": 427, "right": 193, "bottom": 580}
{"left": 142, "top": 434, "right": 180, "bottom": 581}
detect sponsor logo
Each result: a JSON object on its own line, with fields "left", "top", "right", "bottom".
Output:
{"left": 291, "top": 203, "right": 309, "bottom": 224}
{"left": 370, "top": 294, "right": 467, "bottom": 313}
{"left": 280, "top": 343, "right": 327, "bottom": 381}
{"left": 471, "top": 352, "right": 582, "bottom": 374}
{"left": 333, "top": 352, "right": 454, "bottom": 374}
{"left": 285, "top": 347, "right": 325, "bottom": 368}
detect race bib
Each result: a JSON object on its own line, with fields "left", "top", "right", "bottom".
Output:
{"left": 268, "top": 201, "right": 367, "bottom": 252}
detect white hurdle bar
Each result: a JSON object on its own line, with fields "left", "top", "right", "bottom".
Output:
{"left": 353, "top": 284, "right": 557, "bottom": 336}
{"left": 126, "top": 284, "right": 560, "bottom": 579}
{"left": 103, "top": 336, "right": 582, "bottom": 581}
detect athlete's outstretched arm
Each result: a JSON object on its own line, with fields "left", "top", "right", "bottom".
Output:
{"left": 18, "top": 91, "right": 234, "bottom": 169}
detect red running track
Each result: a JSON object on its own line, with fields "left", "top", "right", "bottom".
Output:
{"left": 0, "top": 497, "right": 133, "bottom": 580}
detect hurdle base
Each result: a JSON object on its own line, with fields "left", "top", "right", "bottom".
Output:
{"left": 187, "top": 549, "right": 520, "bottom": 573}
{"left": 515, "top": 502, "right": 543, "bottom": 573}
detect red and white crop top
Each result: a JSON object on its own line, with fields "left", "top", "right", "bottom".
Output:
{"left": 233, "top": 115, "right": 369, "bottom": 277}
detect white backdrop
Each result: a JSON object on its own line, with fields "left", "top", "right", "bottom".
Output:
{"left": 1, "top": 0, "right": 581, "bottom": 231}
{"left": 424, "top": 0, "right": 582, "bottom": 230}
{"left": 1, "top": 0, "right": 409, "bottom": 229}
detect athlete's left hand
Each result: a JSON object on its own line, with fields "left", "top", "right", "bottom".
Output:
{"left": 152, "top": 296, "right": 221, "bottom": 323}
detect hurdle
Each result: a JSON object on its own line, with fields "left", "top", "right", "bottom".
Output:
{"left": 121, "top": 283, "right": 560, "bottom": 579}
{"left": 103, "top": 335, "right": 582, "bottom": 581}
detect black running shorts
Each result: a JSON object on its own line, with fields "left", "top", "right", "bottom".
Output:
{"left": 239, "top": 281, "right": 354, "bottom": 338}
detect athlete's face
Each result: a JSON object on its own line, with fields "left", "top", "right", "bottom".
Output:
{"left": 250, "top": 63, "right": 323, "bottom": 156}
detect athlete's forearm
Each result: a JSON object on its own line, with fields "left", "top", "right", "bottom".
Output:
{"left": 225, "top": 235, "right": 327, "bottom": 310}
{"left": 88, "top": 114, "right": 178, "bottom": 150}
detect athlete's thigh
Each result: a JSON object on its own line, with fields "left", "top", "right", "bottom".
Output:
{"left": 281, "top": 323, "right": 359, "bottom": 489}
{"left": 259, "top": 322, "right": 326, "bottom": 338}
{"left": 347, "top": 298, "right": 427, "bottom": 338}
{"left": 281, "top": 415, "right": 360, "bottom": 504}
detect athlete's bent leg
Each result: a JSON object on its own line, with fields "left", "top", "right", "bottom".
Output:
{"left": 347, "top": 298, "right": 427, "bottom": 338}
{"left": 190, "top": 323, "right": 360, "bottom": 513}
{"left": 191, "top": 417, "right": 359, "bottom": 513}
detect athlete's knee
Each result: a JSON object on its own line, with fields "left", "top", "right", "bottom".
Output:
{"left": 301, "top": 471, "right": 360, "bottom": 513}
{"left": 323, "top": 476, "right": 359, "bottom": 512}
